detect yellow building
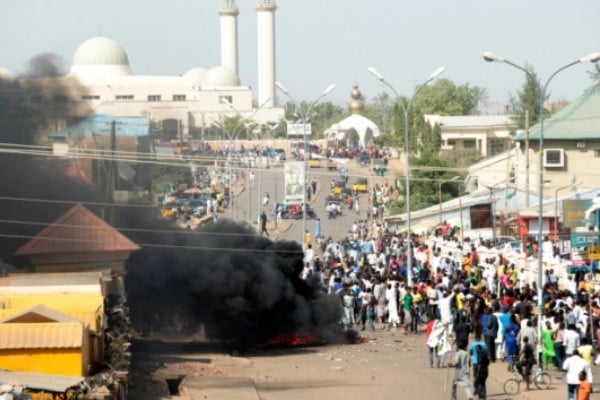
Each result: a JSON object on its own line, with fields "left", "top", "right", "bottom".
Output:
{"left": 0, "top": 305, "right": 89, "bottom": 377}
{"left": 0, "top": 273, "right": 105, "bottom": 377}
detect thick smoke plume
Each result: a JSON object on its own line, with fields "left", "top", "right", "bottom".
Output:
{"left": 123, "top": 216, "right": 344, "bottom": 348}
{"left": 0, "top": 52, "right": 343, "bottom": 347}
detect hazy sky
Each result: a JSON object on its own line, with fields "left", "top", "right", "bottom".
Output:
{"left": 3, "top": 0, "right": 599, "bottom": 110}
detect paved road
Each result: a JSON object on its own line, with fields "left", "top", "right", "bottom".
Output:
{"left": 234, "top": 159, "right": 381, "bottom": 244}
{"left": 132, "top": 328, "right": 571, "bottom": 400}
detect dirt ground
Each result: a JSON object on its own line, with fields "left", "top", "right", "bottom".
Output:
{"left": 126, "top": 327, "right": 566, "bottom": 400}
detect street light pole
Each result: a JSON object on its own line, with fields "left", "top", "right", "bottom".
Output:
{"left": 276, "top": 82, "right": 335, "bottom": 250}
{"left": 368, "top": 66, "right": 445, "bottom": 286}
{"left": 438, "top": 176, "right": 460, "bottom": 225}
{"left": 483, "top": 50, "right": 600, "bottom": 346}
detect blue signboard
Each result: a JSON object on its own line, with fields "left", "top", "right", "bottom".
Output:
{"left": 570, "top": 232, "right": 600, "bottom": 248}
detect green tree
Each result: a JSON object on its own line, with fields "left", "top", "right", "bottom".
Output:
{"left": 588, "top": 63, "right": 600, "bottom": 86}
{"left": 363, "top": 92, "right": 393, "bottom": 135}
{"left": 282, "top": 100, "right": 346, "bottom": 139}
{"left": 373, "top": 78, "right": 484, "bottom": 154}
{"left": 509, "top": 65, "right": 545, "bottom": 129}
{"left": 390, "top": 150, "right": 462, "bottom": 213}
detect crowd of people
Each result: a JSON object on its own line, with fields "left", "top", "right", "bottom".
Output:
{"left": 301, "top": 218, "right": 598, "bottom": 400}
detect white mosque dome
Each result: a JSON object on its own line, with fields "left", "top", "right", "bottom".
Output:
{"left": 0, "top": 68, "right": 17, "bottom": 83}
{"left": 182, "top": 67, "right": 208, "bottom": 87}
{"left": 201, "top": 66, "right": 240, "bottom": 87}
{"left": 73, "top": 36, "right": 130, "bottom": 66}
{"left": 70, "top": 36, "right": 133, "bottom": 79}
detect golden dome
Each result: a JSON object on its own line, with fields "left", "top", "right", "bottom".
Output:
{"left": 349, "top": 83, "right": 363, "bottom": 114}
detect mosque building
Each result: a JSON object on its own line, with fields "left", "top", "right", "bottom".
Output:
{"left": 1, "top": 0, "right": 283, "bottom": 140}
{"left": 325, "top": 83, "right": 380, "bottom": 148}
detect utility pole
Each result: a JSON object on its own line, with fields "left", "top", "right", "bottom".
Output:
{"left": 524, "top": 110, "right": 530, "bottom": 208}
{"left": 102, "top": 120, "right": 117, "bottom": 224}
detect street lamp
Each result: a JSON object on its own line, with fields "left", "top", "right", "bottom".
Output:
{"left": 483, "top": 50, "right": 600, "bottom": 347}
{"left": 554, "top": 180, "right": 582, "bottom": 240}
{"left": 368, "top": 65, "right": 445, "bottom": 286}
{"left": 276, "top": 82, "right": 335, "bottom": 250}
{"left": 438, "top": 176, "right": 460, "bottom": 224}
{"left": 220, "top": 97, "right": 273, "bottom": 222}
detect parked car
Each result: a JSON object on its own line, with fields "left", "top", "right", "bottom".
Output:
{"left": 274, "top": 202, "right": 317, "bottom": 220}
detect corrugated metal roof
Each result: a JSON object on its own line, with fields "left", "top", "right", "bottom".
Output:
{"left": 15, "top": 203, "right": 140, "bottom": 256}
{"left": 0, "top": 271, "right": 106, "bottom": 288}
{"left": 0, "top": 322, "right": 83, "bottom": 349}
{"left": 0, "top": 370, "right": 83, "bottom": 393}
{"left": 0, "top": 304, "right": 81, "bottom": 324}
{"left": 49, "top": 113, "right": 149, "bottom": 139}
{"left": 514, "top": 86, "right": 600, "bottom": 141}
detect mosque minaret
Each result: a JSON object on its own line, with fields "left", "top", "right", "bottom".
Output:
{"left": 219, "top": 0, "right": 239, "bottom": 77}
{"left": 256, "top": 0, "right": 277, "bottom": 108}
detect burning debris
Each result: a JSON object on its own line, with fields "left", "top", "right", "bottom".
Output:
{"left": 124, "top": 218, "right": 345, "bottom": 349}
{"left": 104, "top": 294, "right": 132, "bottom": 372}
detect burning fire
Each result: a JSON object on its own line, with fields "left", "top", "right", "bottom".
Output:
{"left": 261, "top": 331, "right": 371, "bottom": 347}
{"left": 262, "top": 332, "right": 326, "bottom": 347}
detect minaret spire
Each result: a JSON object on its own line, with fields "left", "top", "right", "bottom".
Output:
{"left": 256, "top": 0, "right": 277, "bottom": 108}
{"left": 219, "top": 0, "right": 239, "bottom": 76}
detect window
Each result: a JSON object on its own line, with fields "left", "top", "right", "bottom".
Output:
{"left": 172, "top": 94, "right": 186, "bottom": 101}
{"left": 490, "top": 139, "right": 506, "bottom": 155}
{"left": 219, "top": 95, "right": 233, "bottom": 105}
{"left": 147, "top": 95, "right": 161, "bottom": 102}
{"left": 30, "top": 96, "right": 43, "bottom": 103}
{"left": 116, "top": 95, "right": 134, "bottom": 100}
{"left": 53, "top": 95, "right": 68, "bottom": 103}
{"left": 447, "top": 140, "right": 456, "bottom": 146}
{"left": 543, "top": 148, "right": 564, "bottom": 168}
{"left": 594, "top": 149, "right": 600, "bottom": 158}
{"left": 463, "top": 139, "right": 476, "bottom": 149}
{"left": 81, "top": 95, "right": 100, "bottom": 100}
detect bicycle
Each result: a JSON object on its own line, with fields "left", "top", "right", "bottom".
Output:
{"left": 503, "top": 357, "right": 552, "bottom": 395}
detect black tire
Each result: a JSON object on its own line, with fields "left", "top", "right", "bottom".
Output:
{"left": 534, "top": 371, "right": 551, "bottom": 390}
{"left": 503, "top": 378, "right": 520, "bottom": 396}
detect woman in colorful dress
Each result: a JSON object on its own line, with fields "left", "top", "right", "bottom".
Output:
{"left": 504, "top": 313, "right": 520, "bottom": 372}
{"left": 542, "top": 320, "right": 557, "bottom": 369}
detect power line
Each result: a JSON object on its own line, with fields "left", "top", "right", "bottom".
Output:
{"left": 0, "top": 232, "right": 302, "bottom": 254}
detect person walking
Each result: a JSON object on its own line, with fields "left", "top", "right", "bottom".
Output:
{"left": 473, "top": 343, "right": 490, "bottom": 400}
{"left": 426, "top": 318, "right": 445, "bottom": 368}
{"left": 516, "top": 336, "right": 535, "bottom": 391}
{"left": 259, "top": 211, "right": 269, "bottom": 236}
{"left": 563, "top": 350, "right": 592, "bottom": 400}
{"left": 482, "top": 307, "right": 499, "bottom": 363}
{"left": 450, "top": 339, "right": 474, "bottom": 400}
{"left": 578, "top": 370, "right": 593, "bottom": 400}
{"left": 504, "top": 314, "right": 520, "bottom": 372}
{"left": 541, "top": 320, "right": 557, "bottom": 370}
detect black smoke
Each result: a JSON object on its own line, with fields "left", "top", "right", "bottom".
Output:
{"left": 123, "top": 216, "right": 344, "bottom": 348}
{"left": 22, "top": 53, "right": 67, "bottom": 78}
{"left": 0, "top": 52, "right": 343, "bottom": 348}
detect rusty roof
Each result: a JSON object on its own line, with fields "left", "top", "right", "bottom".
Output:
{"left": 0, "top": 322, "right": 83, "bottom": 349}
{"left": 15, "top": 203, "right": 140, "bottom": 256}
